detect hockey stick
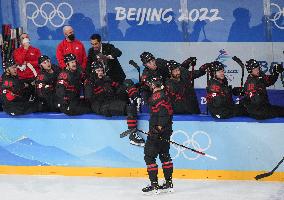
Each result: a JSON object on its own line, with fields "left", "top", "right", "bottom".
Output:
{"left": 232, "top": 56, "right": 245, "bottom": 88}
{"left": 7, "top": 28, "right": 16, "bottom": 60}
{"left": 206, "top": 68, "right": 210, "bottom": 115}
{"left": 255, "top": 156, "right": 284, "bottom": 180}
{"left": 129, "top": 60, "right": 141, "bottom": 82}
{"left": 15, "top": 27, "right": 23, "bottom": 48}
{"left": 281, "top": 70, "right": 284, "bottom": 87}
{"left": 129, "top": 60, "right": 143, "bottom": 113}
{"left": 1, "top": 24, "right": 12, "bottom": 69}
{"left": 137, "top": 129, "right": 217, "bottom": 160}
{"left": 185, "top": 57, "right": 196, "bottom": 87}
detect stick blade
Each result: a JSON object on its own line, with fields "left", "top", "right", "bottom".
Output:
{"left": 205, "top": 154, "right": 218, "bottom": 160}
{"left": 255, "top": 172, "right": 273, "bottom": 180}
{"left": 120, "top": 128, "right": 136, "bottom": 138}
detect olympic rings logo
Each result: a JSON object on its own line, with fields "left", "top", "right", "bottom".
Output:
{"left": 170, "top": 130, "right": 213, "bottom": 160}
{"left": 26, "top": 2, "right": 73, "bottom": 27}
{"left": 270, "top": 3, "right": 284, "bottom": 30}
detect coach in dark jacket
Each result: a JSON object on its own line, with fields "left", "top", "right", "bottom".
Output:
{"left": 86, "top": 34, "right": 126, "bottom": 83}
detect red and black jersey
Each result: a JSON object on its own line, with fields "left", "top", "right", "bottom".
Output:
{"left": 56, "top": 68, "right": 83, "bottom": 104}
{"left": 141, "top": 62, "right": 169, "bottom": 86}
{"left": 165, "top": 78, "right": 200, "bottom": 114}
{"left": 1, "top": 73, "right": 41, "bottom": 115}
{"left": 141, "top": 58, "right": 170, "bottom": 103}
{"left": 206, "top": 77, "right": 233, "bottom": 108}
{"left": 36, "top": 65, "right": 60, "bottom": 99}
{"left": 149, "top": 89, "right": 173, "bottom": 131}
{"left": 243, "top": 73, "right": 278, "bottom": 107}
{"left": 84, "top": 75, "right": 139, "bottom": 103}
{"left": 1, "top": 74, "right": 25, "bottom": 104}
{"left": 84, "top": 76, "right": 121, "bottom": 102}
{"left": 179, "top": 65, "right": 207, "bottom": 83}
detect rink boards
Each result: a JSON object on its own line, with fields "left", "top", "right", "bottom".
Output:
{"left": 0, "top": 113, "right": 283, "bottom": 181}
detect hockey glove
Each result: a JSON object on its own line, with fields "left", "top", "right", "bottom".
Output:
{"left": 273, "top": 64, "right": 284, "bottom": 74}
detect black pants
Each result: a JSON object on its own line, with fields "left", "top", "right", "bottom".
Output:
{"left": 144, "top": 134, "right": 171, "bottom": 164}
{"left": 20, "top": 78, "right": 36, "bottom": 101}
{"left": 209, "top": 104, "right": 247, "bottom": 119}
{"left": 91, "top": 99, "right": 138, "bottom": 130}
{"left": 144, "top": 132, "right": 173, "bottom": 183}
{"left": 173, "top": 99, "right": 200, "bottom": 114}
{"left": 91, "top": 99, "right": 127, "bottom": 117}
{"left": 39, "top": 95, "right": 60, "bottom": 112}
{"left": 247, "top": 104, "right": 284, "bottom": 120}
{"left": 3, "top": 101, "right": 40, "bottom": 115}
{"left": 59, "top": 99, "right": 92, "bottom": 115}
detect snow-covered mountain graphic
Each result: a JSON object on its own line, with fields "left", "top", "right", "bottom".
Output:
{"left": 0, "top": 146, "right": 45, "bottom": 166}
{"left": 1, "top": 136, "right": 143, "bottom": 167}
{"left": 5, "top": 136, "right": 83, "bottom": 166}
{"left": 82, "top": 146, "right": 143, "bottom": 167}
{"left": 0, "top": 132, "right": 13, "bottom": 146}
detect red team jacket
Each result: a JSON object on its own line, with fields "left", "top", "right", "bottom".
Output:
{"left": 56, "top": 39, "right": 87, "bottom": 71}
{"left": 13, "top": 46, "right": 41, "bottom": 80}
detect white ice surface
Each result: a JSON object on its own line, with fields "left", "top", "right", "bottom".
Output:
{"left": 0, "top": 175, "right": 283, "bottom": 200}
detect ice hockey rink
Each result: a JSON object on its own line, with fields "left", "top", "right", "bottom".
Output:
{"left": 0, "top": 175, "right": 283, "bottom": 200}
{"left": 1, "top": 0, "right": 284, "bottom": 199}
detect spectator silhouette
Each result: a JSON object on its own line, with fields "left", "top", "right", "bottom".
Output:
{"left": 228, "top": 8, "right": 251, "bottom": 41}
{"left": 41, "top": 13, "right": 97, "bottom": 41}
{"left": 137, "top": 20, "right": 155, "bottom": 41}
{"left": 124, "top": 17, "right": 140, "bottom": 41}
{"left": 102, "top": 13, "right": 124, "bottom": 41}
{"left": 68, "top": 13, "right": 96, "bottom": 41}
{"left": 246, "top": 12, "right": 284, "bottom": 42}
{"left": 189, "top": 20, "right": 211, "bottom": 42}
{"left": 124, "top": 15, "right": 154, "bottom": 41}
{"left": 181, "top": 20, "right": 190, "bottom": 41}
{"left": 125, "top": 11, "right": 184, "bottom": 41}
{"left": 51, "top": 27, "right": 65, "bottom": 40}
{"left": 37, "top": 26, "right": 53, "bottom": 40}
{"left": 156, "top": 11, "right": 183, "bottom": 41}
{"left": 250, "top": 16, "right": 270, "bottom": 42}
{"left": 200, "top": 27, "right": 212, "bottom": 42}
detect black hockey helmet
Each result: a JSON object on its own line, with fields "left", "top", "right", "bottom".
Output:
{"left": 245, "top": 59, "right": 260, "bottom": 73}
{"left": 148, "top": 76, "right": 162, "bottom": 88}
{"left": 166, "top": 60, "right": 180, "bottom": 72}
{"left": 209, "top": 61, "right": 224, "bottom": 73}
{"left": 91, "top": 60, "right": 105, "bottom": 79}
{"left": 91, "top": 60, "right": 104, "bottom": 70}
{"left": 5, "top": 58, "right": 16, "bottom": 68}
{"left": 63, "top": 53, "right": 76, "bottom": 64}
{"left": 140, "top": 52, "right": 155, "bottom": 64}
{"left": 38, "top": 55, "right": 50, "bottom": 65}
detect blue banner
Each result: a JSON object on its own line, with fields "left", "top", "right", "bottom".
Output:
{"left": 0, "top": 113, "right": 283, "bottom": 172}
{"left": 1, "top": 0, "right": 283, "bottom": 42}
